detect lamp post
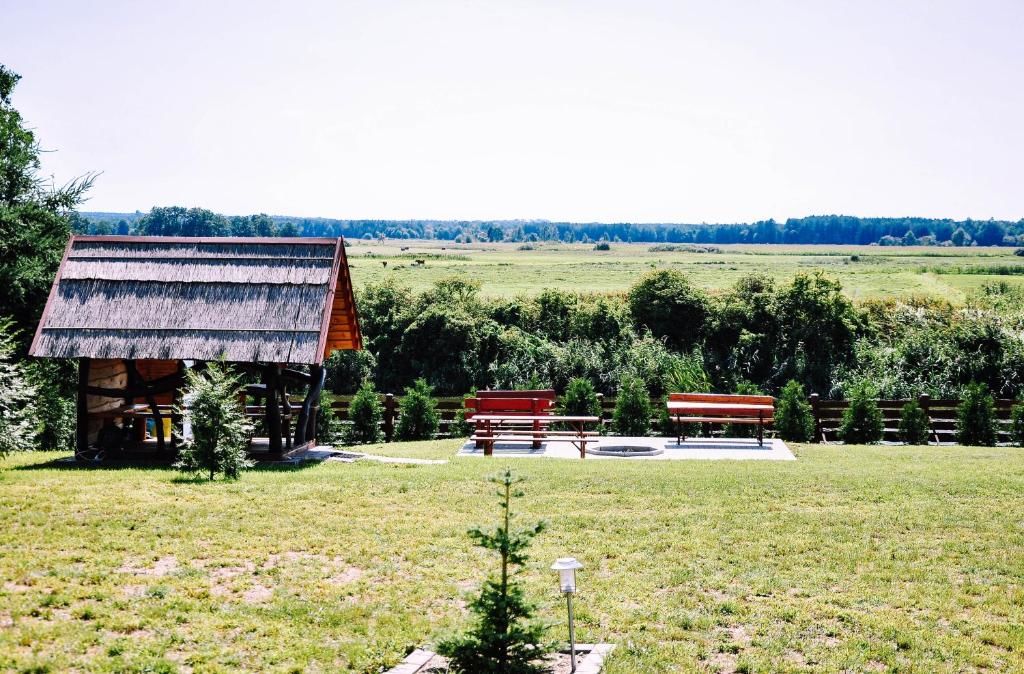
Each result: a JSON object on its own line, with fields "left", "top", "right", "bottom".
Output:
{"left": 551, "top": 557, "right": 583, "bottom": 672}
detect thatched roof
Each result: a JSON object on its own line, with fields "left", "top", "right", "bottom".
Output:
{"left": 30, "top": 236, "right": 361, "bottom": 364}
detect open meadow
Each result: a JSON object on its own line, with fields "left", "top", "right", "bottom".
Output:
{"left": 345, "top": 241, "right": 1024, "bottom": 302}
{"left": 3, "top": 444, "right": 1023, "bottom": 673}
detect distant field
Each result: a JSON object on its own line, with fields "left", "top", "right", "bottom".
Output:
{"left": 345, "top": 241, "right": 1024, "bottom": 301}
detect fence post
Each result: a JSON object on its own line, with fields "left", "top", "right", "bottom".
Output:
{"left": 918, "top": 393, "right": 933, "bottom": 445}
{"left": 809, "top": 393, "right": 822, "bottom": 443}
{"left": 383, "top": 393, "right": 396, "bottom": 442}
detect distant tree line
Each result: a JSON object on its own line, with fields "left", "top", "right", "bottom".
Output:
{"left": 77, "top": 209, "right": 1024, "bottom": 247}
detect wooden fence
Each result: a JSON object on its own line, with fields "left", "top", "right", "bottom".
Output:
{"left": 324, "top": 392, "right": 1021, "bottom": 444}
{"left": 810, "top": 393, "right": 1020, "bottom": 444}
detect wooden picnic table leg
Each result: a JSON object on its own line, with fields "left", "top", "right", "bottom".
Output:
{"left": 485, "top": 418, "right": 493, "bottom": 457}
{"left": 758, "top": 412, "right": 764, "bottom": 447}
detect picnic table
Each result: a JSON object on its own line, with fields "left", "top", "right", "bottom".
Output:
{"left": 469, "top": 414, "right": 600, "bottom": 458}
{"left": 667, "top": 394, "right": 775, "bottom": 446}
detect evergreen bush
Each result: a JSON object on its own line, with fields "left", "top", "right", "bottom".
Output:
{"left": 839, "top": 382, "right": 884, "bottom": 444}
{"left": 613, "top": 374, "right": 651, "bottom": 436}
{"left": 174, "top": 362, "right": 253, "bottom": 481}
{"left": 0, "top": 318, "right": 37, "bottom": 457}
{"left": 29, "top": 360, "right": 75, "bottom": 451}
{"left": 437, "top": 470, "right": 550, "bottom": 673}
{"left": 898, "top": 401, "right": 930, "bottom": 445}
{"left": 560, "top": 377, "right": 600, "bottom": 417}
{"left": 1011, "top": 404, "right": 1024, "bottom": 447}
{"left": 449, "top": 407, "right": 473, "bottom": 438}
{"left": 346, "top": 380, "right": 383, "bottom": 444}
{"left": 396, "top": 378, "right": 440, "bottom": 441}
{"left": 316, "top": 390, "right": 339, "bottom": 444}
{"left": 776, "top": 379, "right": 813, "bottom": 442}
{"left": 957, "top": 382, "right": 997, "bottom": 446}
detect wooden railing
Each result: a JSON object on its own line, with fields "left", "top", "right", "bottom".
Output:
{"left": 809, "top": 393, "right": 1021, "bottom": 444}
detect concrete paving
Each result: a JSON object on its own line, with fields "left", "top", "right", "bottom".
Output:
{"left": 459, "top": 436, "right": 796, "bottom": 461}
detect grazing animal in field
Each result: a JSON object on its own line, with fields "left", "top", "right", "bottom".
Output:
{"left": 382, "top": 261, "right": 387, "bottom": 268}
{"left": 415, "top": 259, "right": 425, "bottom": 265}
{"left": 401, "top": 246, "right": 410, "bottom": 251}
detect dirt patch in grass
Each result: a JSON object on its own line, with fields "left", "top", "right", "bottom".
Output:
{"left": 117, "top": 555, "right": 178, "bottom": 577}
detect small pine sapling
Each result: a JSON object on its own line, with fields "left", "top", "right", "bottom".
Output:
{"left": 898, "top": 401, "right": 930, "bottom": 445}
{"left": 174, "top": 362, "right": 253, "bottom": 480}
{"left": 839, "top": 382, "right": 884, "bottom": 444}
{"left": 775, "top": 379, "right": 813, "bottom": 442}
{"left": 438, "top": 470, "right": 551, "bottom": 674}
{"left": 346, "top": 380, "right": 383, "bottom": 444}
{"left": 957, "top": 382, "right": 997, "bottom": 447}
{"left": 613, "top": 374, "right": 652, "bottom": 436}
{"left": 1011, "top": 404, "right": 1024, "bottom": 447}
{"left": 396, "top": 378, "right": 440, "bottom": 441}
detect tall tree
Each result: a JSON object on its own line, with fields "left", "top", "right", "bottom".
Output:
{"left": 0, "top": 64, "right": 93, "bottom": 346}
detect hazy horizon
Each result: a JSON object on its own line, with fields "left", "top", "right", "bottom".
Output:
{"left": 6, "top": 0, "right": 1023, "bottom": 223}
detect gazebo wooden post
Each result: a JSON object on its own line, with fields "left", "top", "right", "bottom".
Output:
{"left": 264, "top": 364, "right": 283, "bottom": 454}
{"left": 76, "top": 358, "right": 91, "bottom": 456}
{"left": 128, "top": 360, "right": 166, "bottom": 455}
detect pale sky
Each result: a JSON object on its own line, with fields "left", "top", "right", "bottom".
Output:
{"left": 4, "top": 0, "right": 1023, "bottom": 223}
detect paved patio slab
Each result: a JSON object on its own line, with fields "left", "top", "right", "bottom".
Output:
{"left": 459, "top": 436, "right": 796, "bottom": 460}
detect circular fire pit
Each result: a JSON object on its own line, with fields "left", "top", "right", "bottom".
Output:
{"left": 586, "top": 444, "right": 664, "bottom": 457}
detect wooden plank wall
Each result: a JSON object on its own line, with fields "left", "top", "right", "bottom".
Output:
{"left": 85, "top": 358, "right": 127, "bottom": 443}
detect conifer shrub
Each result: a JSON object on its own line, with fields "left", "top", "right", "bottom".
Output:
{"left": 396, "top": 378, "right": 440, "bottom": 441}
{"left": 0, "top": 318, "right": 37, "bottom": 457}
{"left": 898, "top": 401, "right": 930, "bottom": 445}
{"left": 1011, "top": 404, "right": 1024, "bottom": 447}
{"left": 775, "top": 379, "right": 813, "bottom": 442}
{"left": 839, "top": 382, "right": 884, "bottom": 444}
{"left": 437, "top": 470, "right": 550, "bottom": 673}
{"left": 174, "top": 362, "right": 253, "bottom": 481}
{"left": 613, "top": 374, "right": 652, "bottom": 436}
{"left": 957, "top": 382, "right": 997, "bottom": 446}
{"left": 346, "top": 380, "right": 383, "bottom": 444}
{"left": 449, "top": 407, "right": 473, "bottom": 437}
{"left": 560, "top": 377, "right": 600, "bottom": 417}
{"left": 316, "top": 390, "right": 339, "bottom": 444}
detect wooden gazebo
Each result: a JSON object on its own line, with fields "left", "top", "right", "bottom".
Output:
{"left": 29, "top": 235, "right": 361, "bottom": 458}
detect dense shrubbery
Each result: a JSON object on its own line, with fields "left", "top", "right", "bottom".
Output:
{"left": 326, "top": 269, "right": 1024, "bottom": 418}
{"left": 560, "top": 377, "right": 600, "bottom": 418}
{"left": 0, "top": 318, "right": 37, "bottom": 457}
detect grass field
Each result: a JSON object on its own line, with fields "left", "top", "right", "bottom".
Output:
{"left": 346, "top": 241, "right": 1024, "bottom": 302}
{"left": 3, "top": 444, "right": 1024, "bottom": 673}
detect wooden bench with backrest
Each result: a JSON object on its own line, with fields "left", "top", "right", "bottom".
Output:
{"left": 666, "top": 393, "right": 775, "bottom": 446}
{"left": 465, "top": 390, "right": 557, "bottom": 449}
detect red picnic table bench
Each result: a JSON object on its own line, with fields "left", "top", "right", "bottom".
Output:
{"left": 469, "top": 414, "right": 600, "bottom": 458}
{"left": 667, "top": 393, "right": 775, "bottom": 446}
{"left": 465, "top": 390, "right": 557, "bottom": 449}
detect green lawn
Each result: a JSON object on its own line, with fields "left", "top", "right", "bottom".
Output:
{"left": 345, "top": 241, "right": 1024, "bottom": 302}
{"left": 2, "top": 444, "right": 1024, "bottom": 673}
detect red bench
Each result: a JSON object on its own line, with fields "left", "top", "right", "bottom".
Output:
{"left": 465, "top": 390, "right": 556, "bottom": 449}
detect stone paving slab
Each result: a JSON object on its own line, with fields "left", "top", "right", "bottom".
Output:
{"left": 459, "top": 437, "right": 796, "bottom": 461}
